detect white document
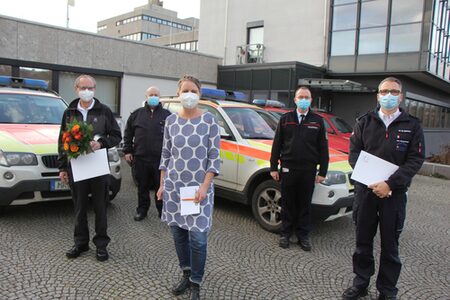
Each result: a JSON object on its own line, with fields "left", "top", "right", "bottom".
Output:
{"left": 70, "top": 148, "right": 110, "bottom": 182}
{"left": 180, "top": 186, "right": 200, "bottom": 216}
{"left": 351, "top": 150, "right": 399, "bottom": 186}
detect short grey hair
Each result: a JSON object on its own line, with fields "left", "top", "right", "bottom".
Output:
{"left": 74, "top": 74, "right": 96, "bottom": 88}
{"left": 378, "top": 77, "right": 402, "bottom": 91}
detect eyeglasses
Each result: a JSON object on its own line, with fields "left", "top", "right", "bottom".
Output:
{"left": 78, "top": 86, "right": 95, "bottom": 91}
{"left": 378, "top": 89, "right": 401, "bottom": 96}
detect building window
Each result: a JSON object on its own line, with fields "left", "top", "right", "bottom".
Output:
{"left": 359, "top": 27, "right": 386, "bottom": 54}
{"left": 247, "top": 26, "right": 264, "bottom": 63}
{"left": 19, "top": 67, "right": 52, "bottom": 89}
{"left": 405, "top": 98, "right": 450, "bottom": 128}
{"left": 391, "top": 0, "right": 424, "bottom": 25}
{"left": 428, "top": 0, "right": 450, "bottom": 80}
{"left": 334, "top": 0, "right": 357, "bottom": 4}
{"left": 59, "top": 72, "right": 120, "bottom": 114}
{"left": 333, "top": 4, "right": 358, "bottom": 30}
{"left": 0, "top": 65, "right": 12, "bottom": 76}
{"left": 360, "top": 0, "right": 388, "bottom": 28}
{"left": 389, "top": 23, "right": 422, "bottom": 53}
{"left": 331, "top": 30, "right": 356, "bottom": 55}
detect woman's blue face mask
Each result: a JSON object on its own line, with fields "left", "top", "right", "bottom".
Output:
{"left": 147, "top": 96, "right": 160, "bottom": 107}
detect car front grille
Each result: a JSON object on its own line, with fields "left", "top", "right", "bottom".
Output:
{"left": 42, "top": 155, "right": 58, "bottom": 169}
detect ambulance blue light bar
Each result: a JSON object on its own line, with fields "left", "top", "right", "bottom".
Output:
{"left": 0, "top": 76, "right": 49, "bottom": 89}
{"left": 201, "top": 88, "right": 227, "bottom": 99}
{"left": 252, "top": 99, "right": 285, "bottom": 108}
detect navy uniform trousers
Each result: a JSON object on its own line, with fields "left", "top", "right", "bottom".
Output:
{"left": 133, "top": 157, "right": 162, "bottom": 217}
{"left": 69, "top": 173, "right": 110, "bottom": 249}
{"left": 280, "top": 168, "right": 317, "bottom": 239}
{"left": 352, "top": 185, "right": 407, "bottom": 296}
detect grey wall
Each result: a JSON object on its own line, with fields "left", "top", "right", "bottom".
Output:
{"left": 0, "top": 15, "right": 220, "bottom": 84}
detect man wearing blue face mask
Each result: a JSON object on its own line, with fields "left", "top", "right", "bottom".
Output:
{"left": 123, "top": 86, "right": 171, "bottom": 221}
{"left": 270, "top": 86, "right": 329, "bottom": 251}
{"left": 342, "top": 77, "right": 425, "bottom": 300}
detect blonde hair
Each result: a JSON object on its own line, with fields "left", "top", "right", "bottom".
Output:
{"left": 177, "top": 75, "right": 201, "bottom": 91}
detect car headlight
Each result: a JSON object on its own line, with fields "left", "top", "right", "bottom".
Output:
{"left": 107, "top": 148, "right": 120, "bottom": 162}
{"left": 0, "top": 150, "right": 38, "bottom": 167}
{"left": 321, "top": 170, "right": 347, "bottom": 186}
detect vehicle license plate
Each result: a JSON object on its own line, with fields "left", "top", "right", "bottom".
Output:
{"left": 50, "top": 180, "right": 70, "bottom": 191}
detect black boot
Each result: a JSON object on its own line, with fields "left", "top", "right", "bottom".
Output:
{"left": 172, "top": 270, "right": 191, "bottom": 295}
{"left": 191, "top": 283, "right": 200, "bottom": 300}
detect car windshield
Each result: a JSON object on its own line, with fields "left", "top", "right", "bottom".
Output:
{"left": 0, "top": 94, "right": 67, "bottom": 124}
{"left": 223, "top": 107, "right": 274, "bottom": 139}
{"left": 330, "top": 116, "right": 353, "bottom": 133}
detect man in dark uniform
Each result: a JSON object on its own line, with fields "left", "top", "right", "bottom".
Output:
{"left": 123, "top": 86, "right": 171, "bottom": 221}
{"left": 342, "top": 77, "right": 425, "bottom": 300}
{"left": 58, "top": 74, "right": 122, "bottom": 262}
{"left": 270, "top": 86, "right": 329, "bottom": 251}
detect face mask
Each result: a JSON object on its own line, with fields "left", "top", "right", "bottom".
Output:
{"left": 180, "top": 92, "right": 199, "bottom": 109}
{"left": 78, "top": 89, "right": 94, "bottom": 102}
{"left": 296, "top": 98, "right": 311, "bottom": 111}
{"left": 379, "top": 94, "right": 399, "bottom": 110}
{"left": 147, "top": 96, "right": 159, "bottom": 107}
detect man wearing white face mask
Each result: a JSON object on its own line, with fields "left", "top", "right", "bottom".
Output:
{"left": 270, "top": 86, "right": 329, "bottom": 251}
{"left": 342, "top": 77, "right": 425, "bottom": 300}
{"left": 123, "top": 86, "right": 170, "bottom": 221}
{"left": 58, "top": 74, "right": 121, "bottom": 262}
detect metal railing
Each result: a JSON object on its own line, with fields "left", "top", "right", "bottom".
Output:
{"left": 236, "top": 43, "right": 265, "bottom": 64}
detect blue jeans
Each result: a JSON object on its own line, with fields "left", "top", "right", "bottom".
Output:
{"left": 170, "top": 226, "right": 208, "bottom": 284}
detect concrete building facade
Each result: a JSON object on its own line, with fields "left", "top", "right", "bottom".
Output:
{"left": 198, "top": 0, "right": 450, "bottom": 157}
{"left": 0, "top": 15, "right": 220, "bottom": 130}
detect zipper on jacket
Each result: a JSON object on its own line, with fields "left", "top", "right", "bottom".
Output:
{"left": 385, "top": 130, "right": 388, "bottom": 139}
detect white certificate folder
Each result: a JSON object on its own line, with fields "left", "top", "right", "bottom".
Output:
{"left": 180, "top": 186, "right": 200, "bottom": 216}
{"left": 351, "top": 150, "right": 399, "bottom": 186}
{"left": 70, "top": 148, "right": 110, "bottom": 182}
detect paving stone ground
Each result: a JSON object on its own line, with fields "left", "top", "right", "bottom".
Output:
{"left": 0, "top": 159, "right": 449, "bottom": 299}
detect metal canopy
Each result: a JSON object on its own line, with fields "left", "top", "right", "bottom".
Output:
{"left": 298, "top": 78, "right": 376, "bottom": 93}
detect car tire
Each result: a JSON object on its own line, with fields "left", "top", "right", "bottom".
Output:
{"left": 251, "top": 180, "right": 282, "bottom": 233}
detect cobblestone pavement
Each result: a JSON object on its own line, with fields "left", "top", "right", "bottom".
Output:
{"left": 1, "top": 160, "right": 449, "bottom": 300}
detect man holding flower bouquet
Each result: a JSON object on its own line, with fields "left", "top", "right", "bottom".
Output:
{"left": 58, "top": 75, "right": 122, "bottom": 262}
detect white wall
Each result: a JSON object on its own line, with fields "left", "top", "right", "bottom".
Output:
{"left": 199, "top": 0, "right": 329, "bottom": 67}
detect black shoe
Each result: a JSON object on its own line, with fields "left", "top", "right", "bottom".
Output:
{"left": 172, "top": 270, "right": 191, "bottom": 296}
{"left": 279, "top": 236, "right": 290, "bottom": 248}
{"left": 134, "top": 212, "right": 146, "bottom": 221}
{"left": 96, "top": 248, "right": 109, "bottom": 262}
{"left": 191, "top": 282, "right": 200, "bottom": 300}
{"left": 66, "top": 245, "right": 89, "bottom": 258}
{"left": 378, "top": 294, "right": 397, "bottom": 300}
{"left": 342, "top": 286, "right": 368, "bottom": 300}
{"left": 298, "top": 238, "right": 312, "bottom": 251}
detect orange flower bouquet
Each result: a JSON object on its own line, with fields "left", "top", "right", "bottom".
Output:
{"left": 62, "top": 120, "right": 94, "bottom": 159}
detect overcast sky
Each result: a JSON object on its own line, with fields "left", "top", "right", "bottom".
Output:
{"left": 0, "top": 0, "right": 200, "bottom": 33}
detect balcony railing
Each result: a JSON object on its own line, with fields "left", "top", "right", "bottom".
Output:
{"left": 236, "top": 43, "right": 265, "bottom": 64}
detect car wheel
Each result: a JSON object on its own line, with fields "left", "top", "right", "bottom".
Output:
{"left": 251, "top": 180, "right": 282, "bottom": 232}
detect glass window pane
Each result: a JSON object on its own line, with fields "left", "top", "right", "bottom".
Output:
{"left": 334, "top": 0, "right": 357, "bottom": 4}
{"left": 19, "top": 67, "right": 52, "bottom": 89}
{"left": 0, "top": 65, "right": 11, "bottom": 76}
{"left": 360, "top": 0, "right": 388, "bottom": 28}
{"left": 248, "top": 27, "right": 264, "bottom": 45}
{"left": 359, "top": 27, "right": 386, "bottom": 54}
{"left": 389, "top": 23, "right": 422, "bottom": 53}
{"left": 331, "top": 30, "right": 356, "bottom": 56}
{"left": 333, "top": 4, "right": 357, "bottom": 30}
{"left": 407, "top": 99, "right": 418, "bottom": 117}
{"left": 391, "top": 0, "right": 424, "bottom": 24}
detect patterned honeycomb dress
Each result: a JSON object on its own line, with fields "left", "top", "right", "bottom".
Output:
{"left": 159, "top": 112, "right": 220, "bottom": 232}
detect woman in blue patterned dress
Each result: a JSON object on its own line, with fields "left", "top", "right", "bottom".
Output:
{"left": 156, "top": 75, "right": 220, "bottom": 300}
